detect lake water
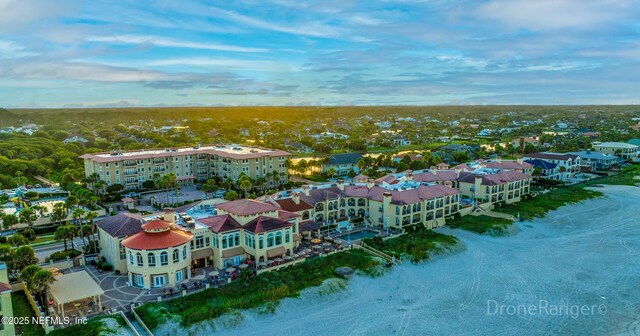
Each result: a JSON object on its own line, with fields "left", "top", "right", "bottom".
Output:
{"left": 157, "top": 185, "right": 640, "bottom": 336}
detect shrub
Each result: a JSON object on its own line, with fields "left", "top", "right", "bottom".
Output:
{"left": 21, "top": 229, "right": 36, "bottom": 241}
{"left": 46, "top": 249, "right": 81, "bottom": 262}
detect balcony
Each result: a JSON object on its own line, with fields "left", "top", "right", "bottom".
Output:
{"left": 124, "top": 161, "right": 137, "bottom": 167}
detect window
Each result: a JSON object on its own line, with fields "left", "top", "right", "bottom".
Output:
{"left": 222, "top": 236, "right": 228, "bottom": 248}
{"left": 267, "top": 233, "right": 275, "bottom": 247}
{"left": 182, "top": 246, "right": 187, "bottom": 260}
{"left": 259, "top": 236, "right": 264, "bottom": 249}
{"left": 160, "top": 252, "right": 168, "bottom": 265}
{"left": 234, "top": 233, "right": 240, "bottom": 246}
{"left": 285, "top": 230, "right": 290, "bottom": 243}
{"left": 148, "top": 253, "right": 157, "bottom": 267}
{"left": 119, "top": 240, "right": 126, "bottom": 260}
{"left": 173, "top": 249, "right": 179, "bottom": 263}
{"left": 196, "top": 236, "right": 204, "bottom": 249}
{"left": 129, "top": 251, "right": 134, "bottom": 265}
{"left": 275, "top": 231, "right": 283, "bottom": 245}
{"left": 136, "top": 253, "right": 143, "bottom": 266}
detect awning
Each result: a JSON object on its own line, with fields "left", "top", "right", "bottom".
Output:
{"left": 191, "top": 248, "right": 214, "bottom": 260}
{"left": 49, "top": 271, "right": 104, "bottom": 305}
{"left": 222, "top": 246, "right": 245, "bottom": 259}
{"left": 267, "top": 246, "right": 286, "bottom": 259}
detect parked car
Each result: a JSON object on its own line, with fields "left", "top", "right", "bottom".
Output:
{"left": 123, "top": 192, "right": 140, "bottom": 198}
{"left": 214, "top": 190, "right": 226, "bottom": 198}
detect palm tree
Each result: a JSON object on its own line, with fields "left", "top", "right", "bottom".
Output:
{"left": 55, "top": 226, "right": 70, "bottom": 251}
{"left": 239, "top": 178, "right": 252, "bottom": 198}
{"left": 13, "top": 246, "right": 38, "bottom": 271}
{"left": 80, "top": 225, "right": 92, "bottom": 250}
{"left": 65, "top": 195, "right": 78, "bottom": 212}
{"left": 1, "top": 213, "right": 18, "bottom": 232}
{"left": 93, "top": 179, "right": 106, "bottom": 202}
{"left": 532, "top": 167, "right": 543, "bottom": 180}
{"left": 50, "top": 203, "right": 67, "bottom": 226}
{"left": 327, "top": 168, "right": 338, "bottom": 179}
{"left": 71, "top": 208, "right": 86, "bottom": 225}
{"left": 19, "top": 208, "right": 36, "bottom": 229}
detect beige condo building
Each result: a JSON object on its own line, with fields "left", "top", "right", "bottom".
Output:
{"left": 81, "top": 144, "right": 290, "bottom": 190}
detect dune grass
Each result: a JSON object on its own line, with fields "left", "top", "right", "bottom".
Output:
{"left": 136, "top": 249, "right": 379, "bottom": 330}
{"left": 364, "top": 225, "right": 458, "bottom": 263}
{"left": 447, "top": 214, "right": 513, "bottom": 235}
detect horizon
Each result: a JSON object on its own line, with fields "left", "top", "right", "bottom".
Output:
{"left": 1, "top": 0, "right": 640, "bottom": 108}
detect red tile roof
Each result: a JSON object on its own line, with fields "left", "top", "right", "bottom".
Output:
{"left": 216, "top": 199, "right": 279, "bottom": 216}
{"left": 244, "top": 216, "right": 293, "bottom": 233}
{"left": 122, "top": 228, "right": 193, "bottom": 250}
{"left": 412, "top": 171, "right": 458, "bottom": 183}
{"left": 457, "top": 170, "right": 531, "bottom": 186}
{"left": 278, "top": 210, "right": 301, "bottom": 221}
{"left": 141, "top": 219, "right": 172, "bottom": 231}
{"left": 197, "top": 215, "right": 242, "bottom": 233}
{"left": 484, "top": 161, "right": 533, "bottom": 170}
{"left": 274, "top": 198, "right": 313, "bottom": 212}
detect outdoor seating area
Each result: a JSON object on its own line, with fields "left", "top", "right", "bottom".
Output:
{"left": 47, "top": 271, "right": 105, "bottom": 320}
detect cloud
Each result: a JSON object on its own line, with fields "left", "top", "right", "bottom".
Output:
{"left": 146, "top": 57, "right": 294, "bottom": 72}
{"left": 476, "top": 0, "right": 633, "bottom": 31}
{"left": 86, "top": 35, "right": 266, "bottom": 53}
{"left": 0, "top": 0, "right": 73, "bottom": 30}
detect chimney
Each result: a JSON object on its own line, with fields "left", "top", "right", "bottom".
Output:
{"left": 163, "top": 208, "right": 175, "bottom": 224}
{"left": 336, "top": 178, "right": 345, "bottom": 191}
{"left": 383, "top": 192, "right": 392, "bottom": 205}
{"left": 405, "top": 170, "right": 413, "bottom": 181}
{"left": 301, "top": 185, "right": 310, "bottom": 196}
{"left": 292, "top": 192, "right": 300, "bottom": 204}
{"left": 517, "top": 157, "right": 524, "bottom": 164}
{"left": 367, "top": 179, "right": 375, "bottom": 189}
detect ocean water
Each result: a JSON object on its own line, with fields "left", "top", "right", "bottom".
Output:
{"left": 157, "top": 185, "right": 640, "bottom": 336}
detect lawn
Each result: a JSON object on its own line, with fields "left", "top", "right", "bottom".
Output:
{"left": 30, "top": 235, "right": 56, "bottom": 246}
{"left": 48, "top": 315, "right": 128, "bottom": 336}
{"left": 494, "top": 187, "right": 603, "bottom": 221}
{"left": 136, "top": 249, "right": 379, "bottom": 330}
{"left": 11, "top": 291, "right": 45, "bottom": 336}
{"left": 447, "top": 214, "right": 513, "bottom": 235}
{"left": 583, "top": 164, "right": 640, "bottom": 187}
{"left": 364, "top": 225, "right": 458, "bottom": 263}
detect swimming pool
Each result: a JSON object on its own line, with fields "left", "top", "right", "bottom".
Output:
{"left": 335, "top": 229, "right": 379, "bottom": 242}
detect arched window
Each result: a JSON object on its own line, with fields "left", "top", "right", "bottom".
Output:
{"left": 234, "top": 233, "right": 240, "bottom": 246}
{"left": 285, "top": 230, "right": 290, "bottom": 243}
{"left": 128, "top": 251, "right": 134, "bottom": 265}
{"left": 136, "top": 252, "right": 143, "bottom": 266}
{"left": 148, "top": 253, "right": 156, "bottom": 267}
{"left": 222, "top": 235, "right": 228, "bottom": 248}
{"left": 182, "top": 246, "right": 187, "bottom": 260}
{"left": 267, "top": 233, "right": 275, "bottom": 247}
{"left": 275, "top": 231, "right": 283, "bottom": 245}
{"left": 160, "top": 251, "right": 168, "bottom": 265}
{"left": 173, "top": 249, "right": 179, "bottom": 263}
{"left": 259, "top": 236, "right": 264, "bottom": 249}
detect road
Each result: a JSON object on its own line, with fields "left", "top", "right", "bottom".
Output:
{"left": 33, "top": 237, "right": 88, "bottom": 261}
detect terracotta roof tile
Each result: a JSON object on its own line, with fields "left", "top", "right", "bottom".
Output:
{"left": 216, "top": 199, "right": 279, "bottom": 216}
{"left": 197, "top": 215, "right": 242, "bottom": 233}
{"left": 244, "top": 216, "right": 293, "bottom": 234}
{"left": 122, "top": 228, "right": 193, "bottom": 250}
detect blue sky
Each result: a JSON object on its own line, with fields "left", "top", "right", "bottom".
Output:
{"left": 1, "top": 0, "right": 639, "bottom": 107}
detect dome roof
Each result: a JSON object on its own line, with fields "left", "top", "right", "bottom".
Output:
{"left": 141, "top": 219, "right": 172, "bottom": 231}
{"left": 122, "top": 228, "right": 193, "bottom": 250}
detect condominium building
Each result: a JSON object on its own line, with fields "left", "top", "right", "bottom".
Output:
{"left": 80, "top": 144, "right": 290, "bottom": 190}
{"left": 591, "top": 142, "right": 640, "bottom": 160}
{"left": 270, "top": 178, "right": 461, "bottom": 230}
{"left": 456, "top": 170, "right": 532, "bottom": 204}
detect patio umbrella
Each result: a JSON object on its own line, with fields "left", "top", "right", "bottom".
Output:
{"left": 226, "top": 267, "right": 236, "bottom": 273}
{"left": 312, "top": 245, "right": 322, "bottom": 250}
{"left": 284, "top": 255, "right": 293, "bottom": 260}
{"left": 208, "top": 270, "right": 220, "bottom": 276}
{"left": 258, "top": 262, "right": 268, "bottom": 267}
{"left": 274, "top": 257, "right": 283, "bottom": 263}
{"left": 303, "top": 248, "right": 311, "bottom": 253}
{"left": 238, "top": 264, "right": 248, "bottom": 269}
{"left": 322, "top": 242, "right": 332, "bottom": 247}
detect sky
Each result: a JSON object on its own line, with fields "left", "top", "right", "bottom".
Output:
{"left": 1, "top": 0, "right": 639, "bottom": 108}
